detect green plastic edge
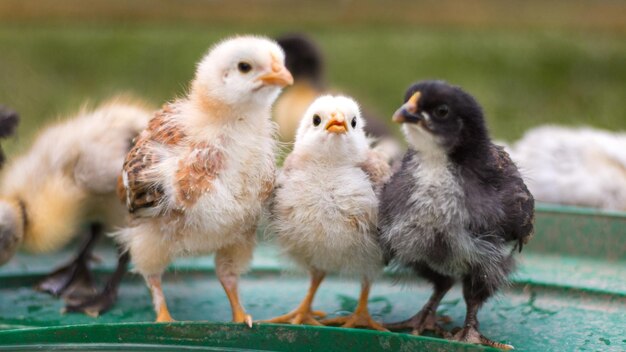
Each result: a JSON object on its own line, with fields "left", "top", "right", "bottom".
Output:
{"left": 0, "top": 322, "right": 498, "bottom": 352}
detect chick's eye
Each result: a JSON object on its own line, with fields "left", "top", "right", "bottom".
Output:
{"left": 351, "top": 117, "right": 357, "bottom": 128}
{"left": 312, "top": 115, "right": 321, "bottom": 126}
{"left": 434, "top": 104, "right": 449, "bottom": 118}
{"left": 237, "top": 62, "right": 252, "bottom": 73}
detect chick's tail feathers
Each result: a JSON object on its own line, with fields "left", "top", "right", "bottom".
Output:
{"left": 0, "top": 106, "right": 20, "bottom": 168}
{"left": 109, "top": 224, "right": 171, "bottom": 277}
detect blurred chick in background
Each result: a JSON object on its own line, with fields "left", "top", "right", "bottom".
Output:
{"left": 265, "top": 95, "right": 391, "bottom": 330}
{"left": 379, "top": 81, "right": 534, "bottom": 350}
{"left": 115, "top": 36, "right": 292, "bottom": 324}
{"left": 0, "top": 105, "right": 20, "bottom": 264}
{"left": 274, "top": 34, "right": 401, "bottom": 163}
{"left": 505, "top": 126, "right": 626, "bottom": 211}
{"left": 0, "top": 98, "right": 152, "bottom": 316}
{"left": 0, "top": 105, "right": 20, "bottom": 169}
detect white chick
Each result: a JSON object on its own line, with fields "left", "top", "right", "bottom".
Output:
{"left": 0, "top": 98, "right": 151, "bottom": 315}
{"left": 115, "top": 36, "right": 293, "bottom": 325}
{"left": 265, "top": 95, "right": 391, "bottom": 330}
{"left": 507, "top": 126, "right": 626, "bottom": 211}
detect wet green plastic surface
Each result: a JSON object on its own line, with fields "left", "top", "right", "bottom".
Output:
{"left": 0, "top": 204, "right": 624, "bottom": 352}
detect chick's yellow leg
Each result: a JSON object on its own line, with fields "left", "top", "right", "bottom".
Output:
{"left": 147, "top": 274, "right": 174, "bottom": 323}
{"left": 262, "top": 269, "right": 326, "bottom": 326}
{"left": 216, "top": 240, "right": 254, "bottom": 327}
{"left": 321, "top": 279, "right": 387, "bottom": 331}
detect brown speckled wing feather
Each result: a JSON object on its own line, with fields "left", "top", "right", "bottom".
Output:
{"left": 121, "top": 104, "right": 184, "bottom": 216}
{"left": 174, "top": 141, "right": 224, "bottom": 207}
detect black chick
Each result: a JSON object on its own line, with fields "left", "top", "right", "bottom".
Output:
{"left": 275, "top": 34, "right": 394, "bottom": 143}
{"left": 378, "top": 81, "right": 534, "bottom": 350}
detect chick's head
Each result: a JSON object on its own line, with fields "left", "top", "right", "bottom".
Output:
{"left": 193, "top": 35, "right": 293, "bottom": 112}
{"left": 393, "top": 80, "right": 489, "bottom": 158}
{"left": 294, "top": 95, "right": 369, "bottom": 164}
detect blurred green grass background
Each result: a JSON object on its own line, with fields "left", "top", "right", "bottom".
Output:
{"left": 1, "top": 0, "right": 625, "bottom": 154}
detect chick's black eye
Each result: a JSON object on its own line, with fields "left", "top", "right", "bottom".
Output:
{"left": 434, "top": 104, "right": 449, "bottom": 118}
{"left": 312, "top": 114, "right": 321, "bottom": 126}
{"left": 237, "top": 62, "right": 252, "bottom": 73}
{"left": 351, "top": 117, "right": 357, "bottom": 128}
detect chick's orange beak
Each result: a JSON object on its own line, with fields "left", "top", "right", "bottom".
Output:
{"left": 325, "top": 112, "right": 348, "bottom": 134}
{"left": 392, "top": 91, "right": 421, "bottom": 123}
{"left": 259, "top": 59, "right": 294, "bottom": 87}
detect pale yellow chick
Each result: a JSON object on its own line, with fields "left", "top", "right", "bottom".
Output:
{"left": 0, "top": 98, "right": 152, "bottom": 315}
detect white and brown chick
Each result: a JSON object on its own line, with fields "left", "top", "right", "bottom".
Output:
{"left": 0, "top": 98, "right": 152, "bottom": 315}
{"left": 264, "top": 95, "right": 391, "bottom": 331}
{"left": 379, "top": 81, "right": 534, "bottom": 350}
{"left": 115, "top": 36, "right": 293, "bottom": 325}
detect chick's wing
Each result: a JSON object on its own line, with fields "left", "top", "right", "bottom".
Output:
{"left": 491, "top": 145, "right": 535, "bottom": 251}
{"left": 360, "top": 149, "right": 392, "bottom": 194}
{"left": 121, "top": 105, "right": 185, "bottom": 217}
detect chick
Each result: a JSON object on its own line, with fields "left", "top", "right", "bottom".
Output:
{"left": 115, "top": 36, "right": 293, "bottom": 325}
{"left": 379, "top": 81, "right": 534, "bottom": 350}
{"left": 506, "top": 126, "right": 626, "bottom": 211}
{"left": 0, "top": 98, "right": 151, "bottom": 315}
{"left": 265, "top": 95, "right": 391, "bottom": 331}
{"left": 274, "top": 34, "right": 400, "bottom": 162}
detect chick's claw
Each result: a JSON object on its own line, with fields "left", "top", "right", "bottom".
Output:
{"left": 311, "top": 310, "right": 327, "bottom": 318}
{"left": 450, "top": 326, "right": 514, "bottom": 350}
{"left": 233, "top": 313, "right": 253, "bottom": 328}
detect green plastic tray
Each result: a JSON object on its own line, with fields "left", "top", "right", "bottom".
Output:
{"left": 0, "top": 203, "right": 624, "bottom": 352}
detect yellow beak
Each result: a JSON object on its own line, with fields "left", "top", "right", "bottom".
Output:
{"left": 325, "top": 112, "right": 347, "bottom": 134}
{"left": 392, "top": 91, "right": 421, "bottom": 123}
{"left": 258, "top": 59, "right": 294, "bottom": 87}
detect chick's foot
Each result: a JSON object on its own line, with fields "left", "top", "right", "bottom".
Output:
{"left": 35, "top": 253, "right": 97, "bottom": 297}
{"left": 321, "top": 280, "right": 388, "bottom": 331}
{"left": 262, "top": 307, "right": 326, "bottom": 326}
{"left": 384, "top": 308, "right": 450, "bottom": 336}
{"left": 63, "top": 289, "right": 115, "bottom": 318}
{"left": 36, "top": 224, "right": 102, "bottom": 297}
{"left": 261, "top": 270, "right": 326, "bottom": 326}
{"left": 321, "top": 311, "right": 387, "bottom": 331}
{"left": 63, "top": 247, "right": 129, "bottom": 317}
{"left": 450, "top": 325, "right": 514, "bottom": 350}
